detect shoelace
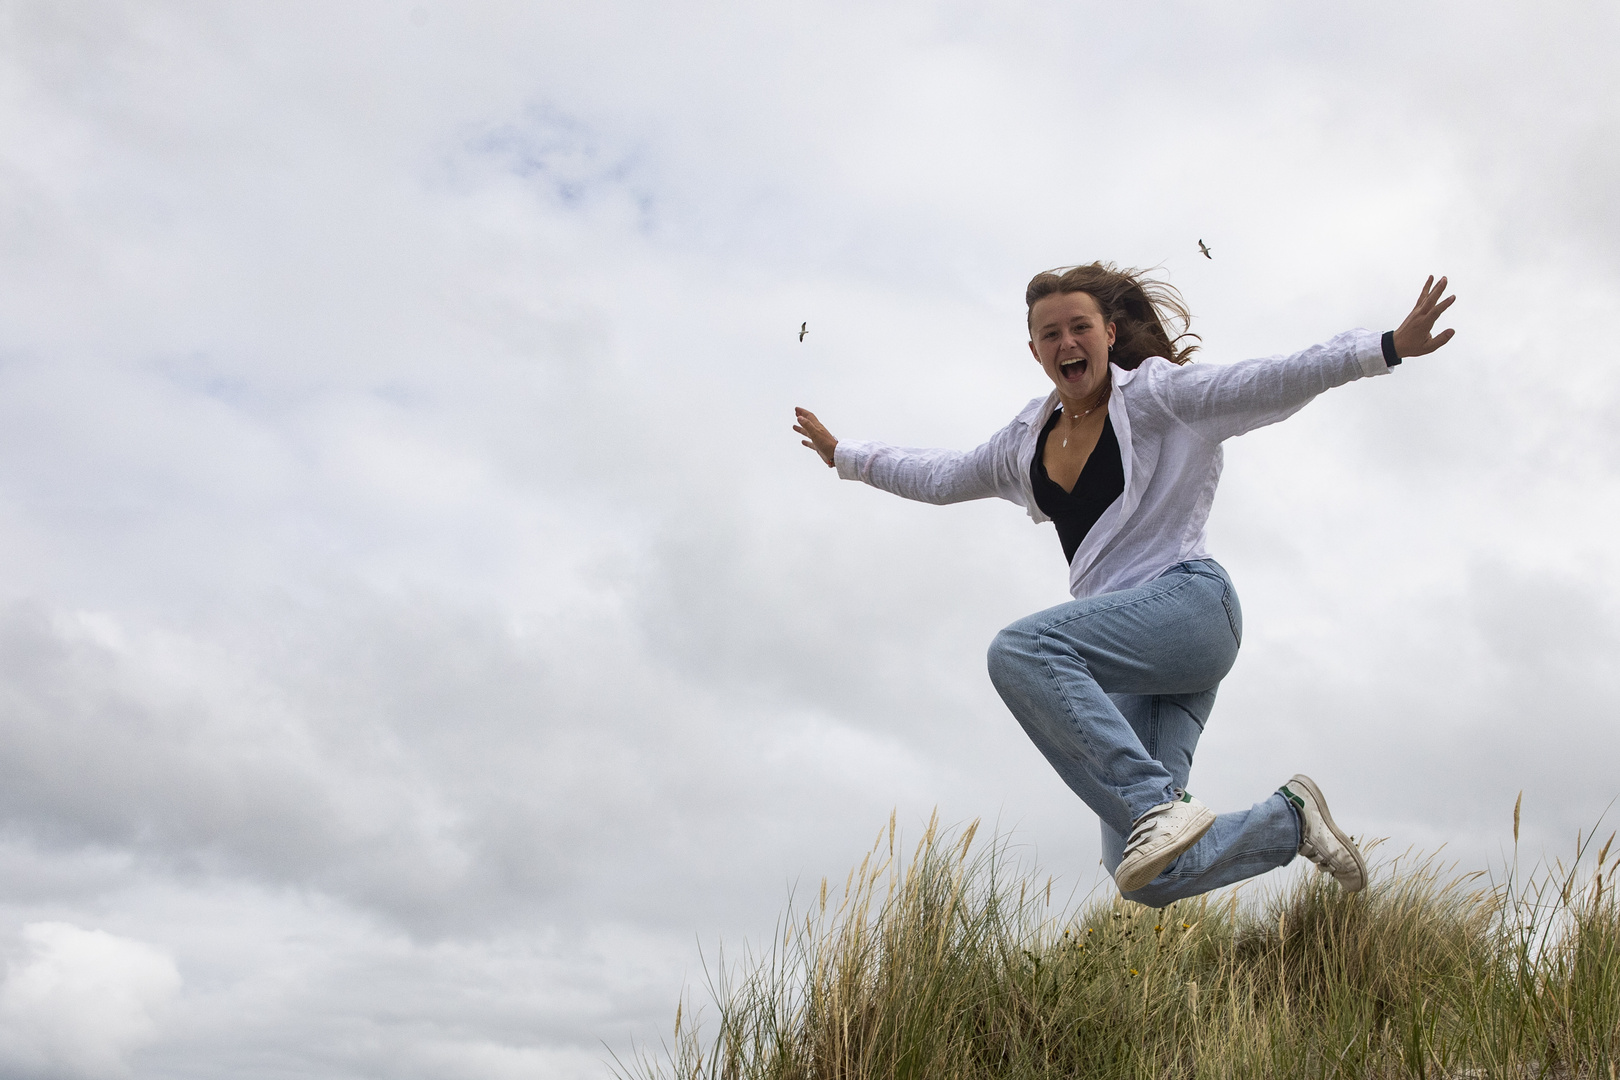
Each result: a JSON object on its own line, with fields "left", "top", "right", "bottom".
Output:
{"left": 1299, "top": 836, "right": 1348, "bottom": 873}
{"left": 1121, "top": 810, "right": 1164, "bottom": 858}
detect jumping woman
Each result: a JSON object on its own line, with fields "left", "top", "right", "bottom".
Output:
{"left": 793, "top": 265, "right": 1456, "bottom": 906}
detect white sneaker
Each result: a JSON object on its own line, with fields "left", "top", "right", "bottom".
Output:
{"left": 1115, "top": 791, "right": 1215, "bottom": 892}
{"left": 1280, "top": 774, "right": 1367, "bottom": 892}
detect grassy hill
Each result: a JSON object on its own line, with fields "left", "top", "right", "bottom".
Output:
{"left": 623, "top": 804, "right": 1620, "bottom": 1079}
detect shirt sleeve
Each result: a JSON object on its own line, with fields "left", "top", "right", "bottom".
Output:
{"left": 833, "top": 415, "right": 1029, "bottom": 508}
{"left": 1144, "top": 329, "right": 1389, "bottom": 443}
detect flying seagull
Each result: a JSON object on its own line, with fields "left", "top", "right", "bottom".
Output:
{"left": 1198, "top": 239, "right": 1213, "bottom": 259}
{"left": 799, "top": 322, "right": 808, "bottom": 342}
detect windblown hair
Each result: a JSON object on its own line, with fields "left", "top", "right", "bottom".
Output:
{"left": 1025, "top": 263, "right": 1199, "bottom": 369}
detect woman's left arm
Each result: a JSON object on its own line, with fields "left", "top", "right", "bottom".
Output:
{"left": 1156, "top": 276, "right": 1457, "bottom": 443}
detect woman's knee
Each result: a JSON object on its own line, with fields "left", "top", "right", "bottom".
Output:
{"left": 986, "top": 622, "right": 1037, "bottom": 689}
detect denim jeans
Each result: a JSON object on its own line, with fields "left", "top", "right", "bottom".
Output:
{"left": 987, "top": 559, "right": 1299, "bottom": 907}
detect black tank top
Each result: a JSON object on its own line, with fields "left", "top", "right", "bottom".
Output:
{"left": 1031, "top": 408, "right": 1126, "bottom": 565}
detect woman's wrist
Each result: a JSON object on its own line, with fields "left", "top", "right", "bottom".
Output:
{"left": 1380, "top": 330, "right": 1402, "bottom": 368}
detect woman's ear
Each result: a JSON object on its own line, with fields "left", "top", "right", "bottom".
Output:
{"left": 1028, "top": 340, "right": 1040, "bottom": 362}
{"left": 1107, "top": 322, "right": 1117, "bottom": 348}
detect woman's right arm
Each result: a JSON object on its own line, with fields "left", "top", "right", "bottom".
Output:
{"left": 794, "top": 406, "right": 1027, "bottom": 507}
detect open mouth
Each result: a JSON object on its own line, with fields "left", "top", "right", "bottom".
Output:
{"left": 1059, "top": 358, "right": 1087, "bottom": 379}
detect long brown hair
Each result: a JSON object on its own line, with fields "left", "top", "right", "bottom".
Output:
{"left": 1025, "top": 263, "right": 1199, "bottom": 369}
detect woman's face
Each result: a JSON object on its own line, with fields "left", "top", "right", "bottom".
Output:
{"left": 1028, "top": 291, "right": 1116, "bottom": 401}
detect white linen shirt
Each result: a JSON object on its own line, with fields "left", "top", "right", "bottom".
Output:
{"left": 833, "top": 329, "right": 1391, "bottom": 599}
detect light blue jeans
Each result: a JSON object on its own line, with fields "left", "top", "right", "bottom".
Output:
{"left": 986, "top": 559, "right": 1299, "bottom": 907}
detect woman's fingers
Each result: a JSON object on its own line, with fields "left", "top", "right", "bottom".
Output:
{"left": 1412, "top": 277, "right": 1447, "bottom": 321}
{"left": 1433, "top": 280, "right": 1451, "bottom": 310}
{"left": 1411, "top": 276, "right": 1448, "bottom": 319}
{"left": 1413, "top": 294, "right": 1454, "bottom": 334}
{"left": 794, "top": 406, "right": 838, "bottom": 467}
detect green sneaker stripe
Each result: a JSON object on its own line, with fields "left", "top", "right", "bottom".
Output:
{"left": 1280, "top": 785, "right": 1305, "bottom": 810}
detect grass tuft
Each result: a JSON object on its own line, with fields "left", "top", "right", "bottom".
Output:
{"left": 621, "top": 807, "right": 1620, "bottom": 1079}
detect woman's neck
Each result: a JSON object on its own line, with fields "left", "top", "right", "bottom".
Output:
{"left": 1059, "top": 378, "right": 1111, "bottom": 419}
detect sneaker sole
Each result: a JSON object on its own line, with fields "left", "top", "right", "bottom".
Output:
{"left": 1114, "top": 805, "right": 1215, "bottom": 893}
{"left": 1288, "top": 774, "right": 1367, "bottom": 892}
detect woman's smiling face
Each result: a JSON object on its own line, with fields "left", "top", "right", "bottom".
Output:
{"left": 1028, "top": 290, "right": 1116, "bottom": 402}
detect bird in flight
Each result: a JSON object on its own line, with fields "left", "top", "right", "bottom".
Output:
{"left": 1198, "top": 239, "right": 1213, "bottom": 259}
{"left": 799, "top": 322, "right": 809, "bottom": 342}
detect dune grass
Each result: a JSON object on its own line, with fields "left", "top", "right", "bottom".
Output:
{"left": 621, "top": 800, "right": 1620, "bottom": 1080}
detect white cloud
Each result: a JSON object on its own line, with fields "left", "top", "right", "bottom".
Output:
{"left": 0, "top": 923, "right": 181, "bottom": 1079}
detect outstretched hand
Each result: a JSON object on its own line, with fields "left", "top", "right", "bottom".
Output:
{"left": 794, "top": 407, "right": 837, "bottom": 468}
{"left": 1391, "top": 275, "right": 1457, "bottom": 359}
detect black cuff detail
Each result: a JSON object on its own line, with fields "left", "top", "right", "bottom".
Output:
{"left": 1381, "top": 330, "right": 1402, "bottom": 368}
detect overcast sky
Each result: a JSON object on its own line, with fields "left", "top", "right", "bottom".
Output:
{"left": 1, "top": 1, "right": 1618, "bottom": 1077}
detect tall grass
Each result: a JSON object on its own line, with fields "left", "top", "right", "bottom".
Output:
{"left": 621, "top": 802, "right": 1620, "bottom": 1080}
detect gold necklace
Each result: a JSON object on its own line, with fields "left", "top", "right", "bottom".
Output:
{"left": 1060, "top": 386, "right": 1109, "bottom": 448}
